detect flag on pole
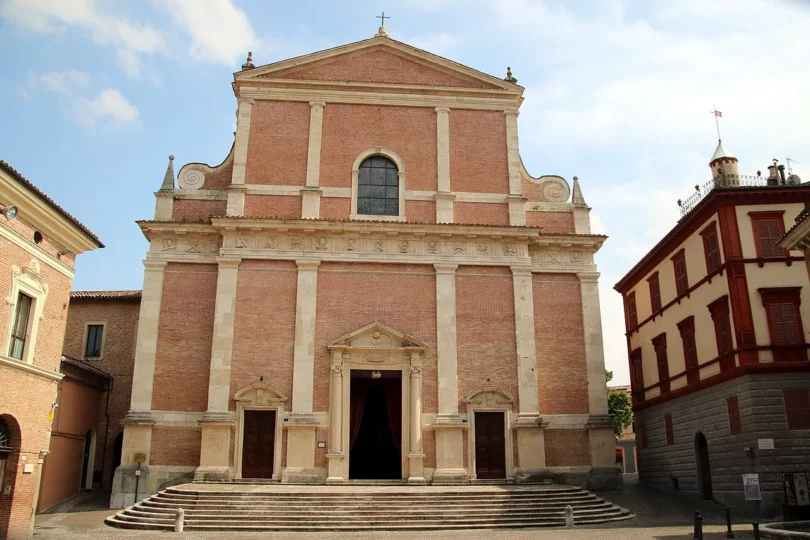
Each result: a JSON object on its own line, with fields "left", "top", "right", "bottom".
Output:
{"left": 713, "top": 110, "right": 722, "bottom": 117}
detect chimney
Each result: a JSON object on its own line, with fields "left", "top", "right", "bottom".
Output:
{"left": 777, "top": 164, "right": 787, "bottom": 186}
{"left": 767, "top": 161, "right": 780, "bottom": 186}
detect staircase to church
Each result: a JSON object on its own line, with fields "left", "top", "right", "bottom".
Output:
{"left": 106, "top": 483, "right": 634, "bottom": 531}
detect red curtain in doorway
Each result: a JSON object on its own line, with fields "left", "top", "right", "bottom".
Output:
{"left": 350, "top": 384, "right": 367, "bottom": 449}
{"left": 385, "top": 379, "right": 401, "bottom": 447}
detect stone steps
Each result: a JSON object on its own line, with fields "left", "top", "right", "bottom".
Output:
{"left": 106, "top": 483, "right": 634, "bottom": 531}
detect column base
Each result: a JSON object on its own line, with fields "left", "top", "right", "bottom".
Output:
{"left": 325, "top": 451, "right": 344, "bottom": 483}
{"left": 431, "top": 468, "right": 469, "bottom": 484}
{"left": 407, "top": 452, "right": 426, "bottom": 484}
{"left": 194, "top": 466, "right": 233, "bottom": 483}
{"left": 433, "top": 420, "right": 468, "bottom": 483}
{"left": 283, "top": 416, "right": 319, "bottom": 484}
{"left": 587, "top": 416, "right": 617, "bottom": 468}
{"left": 197, "top": 418, "right": 234, "bottom": 482}
{"left": 281, "top": 468, "right": 321, "bottom": 484}
{"left": 513, "top": 415, "right": 547, "bottom": 478}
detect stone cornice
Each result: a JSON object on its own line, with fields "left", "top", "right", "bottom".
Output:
{"left": 0, "top": 354, "right": 63, "bottom": 382}
{"left": 0, "top": 223, "right": 76, "bottom": 279}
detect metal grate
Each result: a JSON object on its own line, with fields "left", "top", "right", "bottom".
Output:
{"left": 678, "top": 174, "right": 771, "bottom": 217}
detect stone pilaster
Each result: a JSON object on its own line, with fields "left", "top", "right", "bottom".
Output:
{"left": 196, "top": 257, "right": 241, "bottom": 482}
{"left": 301, "top": 188, "right": 322, "bottom": 219}
{"left": 326, "top": 350, "right": 344, "bottom": 483}
{"left": 302, "top": 101, "right": 325, "bottom": 219}
{"left": 504, "top": 110, "right": 526, "bottom": 226}
{"left": 231, "top": 97, "right": 253, "bottom": 186}
{"left": 435, "top": 107, "right": 454, "bottom": 223}
{"left": 226, "top": 185, "right": 247, "bottom": 217}
{"left": 154, "top": 192, "right": 173, "bottom": 221}
{"left": 284, "top": 259, "right": 320, "bottom": 483}
{"left": 407, "top": 352, "right": 426, "bottom": 484}
{"left": 432, "top": 263, "right": 466, "bottom": 482}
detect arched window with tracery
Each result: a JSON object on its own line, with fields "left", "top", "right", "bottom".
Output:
{"left": 357, "top": 156, "right": 399, "bottom": 216}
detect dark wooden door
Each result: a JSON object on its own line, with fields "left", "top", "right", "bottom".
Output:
{"left": 695, "top": 433, "right": 713, "bottom": 500}
{"left": 475, "top": 412, "right": 506, "bottom": 479}
{"left": 242, "top": 410, "right": 276, "bottom": 479}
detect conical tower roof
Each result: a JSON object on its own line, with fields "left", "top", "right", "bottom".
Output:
{"left": 710, "top": 141, "right": 736, "bottom": 163}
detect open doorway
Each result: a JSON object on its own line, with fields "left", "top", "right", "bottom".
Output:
{"left": 349, "top": 370, "right": 401, "bottom": 479}
{"left": 695, "top": 432, "right": 713, "bottom": 500}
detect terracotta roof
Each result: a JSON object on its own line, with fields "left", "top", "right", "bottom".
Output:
{"left": 61, "top": 355, "right": 112, "bottom": 380}
{"left": 70, "top": 290, "right": 142, "bottom": 300}
{"left": 779, "top": 205, "right": 810, "bottom": 244}
{"left": 0, "top": 160, "right": 103, "bottom": 247}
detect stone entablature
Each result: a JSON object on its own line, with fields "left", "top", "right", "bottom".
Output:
{"left": 139, "top": 219, "right": 603, "bottom": 273}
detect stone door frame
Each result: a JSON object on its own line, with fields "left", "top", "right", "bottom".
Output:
{"left": 464, "top": 386, "right": 515, "bottom": 481}
{"left": 233, "top": 383, "right": 287, "bottom": 481}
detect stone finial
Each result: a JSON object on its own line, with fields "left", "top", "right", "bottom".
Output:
{"left": 375, "top": 25, "right": 389, "bottom": 38}
{"left": 160, "top": 155, "right": 175, "bottom": 192}
{"left": 241, "top": 51, "right": 255, "bottom": 70}
{"left": 572, "top": 176, "right": 588, "bottom": 208}
{"left": 504, "top": 66, "right": 518, "bottom": 84}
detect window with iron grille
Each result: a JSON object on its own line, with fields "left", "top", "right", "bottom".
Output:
{"left": 8, "top": 292, "right": 32, "bottom": 360}
{"left": 727, "top": 395, "right": 742, "bottom": 434}
{"left": 700, "top": 222, "right": 722, "bottom": 274}
{"left": 749, "top": 211, "right": 786, "bottom": 258}
{"left": 85, "top": 325, "right": 104, "bottom": 358}
{"left": 671, "top": 249, "right": 689, "bottom": 297}
{"left": 357, "top": 156, "right": 399, "bottom": 216}
{"left": 648, "top": 272, "right": 662, "bottom": 313}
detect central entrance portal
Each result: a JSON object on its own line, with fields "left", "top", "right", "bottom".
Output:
{"left": 349, "top": 370, "right": 402, "bottom": 480}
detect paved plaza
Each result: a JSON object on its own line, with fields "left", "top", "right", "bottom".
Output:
{"left": 33, "top": 476, "right": 763, "bottom": 539}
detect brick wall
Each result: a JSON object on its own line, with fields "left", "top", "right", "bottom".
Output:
{"left": 151, "top": 263, "right": 217, "bottom": 412}
{"left": 320, "top": 198, "right": 351, "bottom": 221}
{"left": 62, "top": 298, "right": 140, "bottom": 488}
{"left": 273, "top": 48, "right": 490, "bottom": 89}
{"left": 172, "top": 199, "right": 226, "bottom": 222}
{"left": 150, "top": 427, "right": 201, "bottom": 467}
{"left": 450, "top": 109, "right": 508, "bottom": 194}
{"left": 320, "top": 104, "right": 437, "bottom": 191}
{"left": 532, "top": 274, "right": 589, "bottom": 414}
{"left": 405, "top": 201, "right": 435, "bottom": 223}
{"left": 246, "top": 101, "right": 310, "bottom": 186}
{"left": 526, "top": 211, "right": 575, "bottom": 233}
{"left": 230, "top": 260, "right": 298, "bottom": 405}
{"left": 456, "top": 266, "right": 518, "bottom": 410}
{"left": 314, "top": 263, "right": 437, "bottom": 413}
{"left": 454, "top": 202, "right": 509, "bottom": 226}
{"left": 545, "top": 430, "right": 589, "bottom": 466}
{"left": 1, "top": 215, "right": 75, "bottom": 269}
{"left": 244, "top": 195, "right": 302, "bottom": 219}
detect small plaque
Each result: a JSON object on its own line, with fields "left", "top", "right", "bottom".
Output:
{"left": 317, "top": 442, "right": 326, "bottom": 448}
{"left": 743, "top": 473, "right": 761, "bottom": 501}
{"left": 795, "top": 473, "right": 810, "bottom": 507}
{"left": 758, "top": 438, "right": 775, "bottom": 450}
{"left": 23, "top": 464, "right": 34, "bottom": 474}
{"left": 134, "top": 452, "right": 146, "bottom": 464}
{"left": 135, "top": 470, "right": 141, "bottom": 476}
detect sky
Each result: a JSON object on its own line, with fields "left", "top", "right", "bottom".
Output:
{"left": 1, "top": 0, "right": 810, "bottom": 386}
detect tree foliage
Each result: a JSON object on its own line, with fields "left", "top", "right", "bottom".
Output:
{"left": 606, "top": 371, "right": 634, "bottom": 438}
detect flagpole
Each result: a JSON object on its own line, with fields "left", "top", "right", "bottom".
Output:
{"left": 713, "top": 104, "right": 721, "bottom": 142}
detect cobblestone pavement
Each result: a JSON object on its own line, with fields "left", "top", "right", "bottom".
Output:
{"left": 33, "top": 476, "right": 764, "bottom": 539}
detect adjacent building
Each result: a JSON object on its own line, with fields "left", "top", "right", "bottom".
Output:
{"left": 112, "top": 26, "right": 619, "bottom": 507}
{"left": 615, "top": 143, "right": 810, "bottom": 516}
{"left": 0, "top": 161, "right": 102, "bottom": 538}
{"left": 610, "top": 385, "right": 637, "bottom": 474}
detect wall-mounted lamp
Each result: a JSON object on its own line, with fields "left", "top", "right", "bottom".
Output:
{"left": 0, "top": 205, "right": 18, "bottom": 221}
{"left": 371, "top": 371, "right": 382, "bottom": 379}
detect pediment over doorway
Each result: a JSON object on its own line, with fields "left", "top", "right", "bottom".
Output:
{"left": 233, "top": 383, "right": 288, "bottom": 407}
{"left": 327, "top": 321, "right": 426, "bottom": 353}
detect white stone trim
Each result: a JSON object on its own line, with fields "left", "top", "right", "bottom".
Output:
{"left": 0, "top": 353, "right": 63, "bottom": 382}
{"left": 243, "top": 185, "right": 515, "bottom": 204}
{"left": 305, "top": 102, "right": 325, "bottom": 188}
{"left": 205, "top": 258, "right": 241, "bottom": 413}
{"left": 150, "top": 410, "right": 206, "bottom": 427}
{"left": 578, "top": 272, "right": 609, "bottom": 415}
{"left": 174, "top": 190, "right": 227, "bottom": 201}
{"left": 435, "top": 264, "right": 459, "bottom": 416}
{"left": 233, "top": 383, "right": 287, "bottom": 480}
{"left": 291, "top": 260, "right": 320, "bottom": 413}
{"left": 350, "top": 147, "right": 407, "bottom": 222}
{"left": 0, "top": 224, "right": 75, "bottom": 279}
{"left": 504, "top": 111, "right": 521, "bottom": 196}
{"left": 231, "top": 98, "right": 254, "bottom": 186}
{"left": 4, "top": 260, "right": 48, "bottom": 365}
{"left": 510, "top": 267, "right": 539, "bottom": 416}
{"left": 80, "top": 321, "right": 106, "bottom": 361}
{"left": 465, "top": 387, "right": 515, "bottom": 480}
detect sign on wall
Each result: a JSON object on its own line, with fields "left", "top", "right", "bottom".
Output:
{"left": 743, "top": 473, "right": 762, "bottom": 501}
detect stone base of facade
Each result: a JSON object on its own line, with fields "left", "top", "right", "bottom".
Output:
{"left": 586, "top": 466, "right": 624, "bottom": 491}
{"left": 280, "top": 467, "right": 322, "bottom": 484}
{"left": 431, "top": 468, "right": 470, "bottom": 483}
{"left": 194, "top": 465, "right": 233, "bottom": 482}
{"left": 514, "top": 468, "right": 555, "bottom": 484}
{"left": 110, "top": 465, "right": 196, "bottom": 509}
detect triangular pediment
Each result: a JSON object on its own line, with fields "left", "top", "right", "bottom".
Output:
{"left": 237, "top": 37, "right": 519, "bottom": 92}
{"left": 328, "top": 321, "right": 427, "bottom": 351}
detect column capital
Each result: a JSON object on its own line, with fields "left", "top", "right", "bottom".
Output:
{"left": 435, "top": 106, "right": 450, "bottom": 113}
{"left": 309, "top": 101, "right": 326, "bottom": 108}
{"left": 296, "top": 260, "right": 321, "bottom": 271}
{"left": 503, "top": 109, "right": 519, "bottom": 117}
{"left": 237, "top": 97, "right": 255, "bottom": 106}
{"left": 216, "top": 257, "right": 242, "bottom": 268}
{"left": 434, "top": 263, "right": 458, "bottom": 274}
{"left": 510, "top": 265, "right": 533, "bottom": 276}
{"left": 142, "top": 260, "right": 168, "bottom": 271}
{"left": 577, "top": 271, "right": 601, "bottom": 283}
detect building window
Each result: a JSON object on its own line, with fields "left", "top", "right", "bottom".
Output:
{"left": 627, "top": 292, "right": 638, "bottom": 330}
{"left": 648, "top": 272, "right": 662, "bottom": 314}
{"left": 8, "top": 292, "right": 33, "bottom": 360}
{"left": 750, "top": 211, "right": 786, "bottom": 258}
{"left": 653, "top": 333, "right": 670, "bottom": 394}
{"left": 677, "top": 316, "right": 699, "bottom": 385}
{"left": 783, "top": 388, "right": 810, "bottom": 430}
{"left": 84, "top": 324, "right": 104, "bottom": 358}
{"left": 759, "top": 287, "right": 806, "bottom": 362}
{"left": 664, "top": 414, "right": 674, "bottom": 445}
{"left": 356, "top": 156, "right": 399, "bottom": 216}
{"left": 708, "top": 296, "right": 735, "bottom": 370}
{"left": 630, "top": 348, "right": 644, "bottom": 404}
{"left": 700, "top": 222, "right": 722, "bottom": 274}
{"left": 727, "top": 395, "right": 742, "bottom": 434}
{"left": 671, "top": 249, "right": 689, "bottom": 297}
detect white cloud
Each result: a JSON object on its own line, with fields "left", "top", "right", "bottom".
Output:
{"left": 71, "top": 88, "right": 139, "bottom": 129}
{"left": 1, "top": 0, "right": 164, "bottom": 79}
{"left": 404, "top": 32, "right": 461, "bottom": 56}
{"left": 39, "top": 70, "right": 90, "bottom": 94}
{"left": 160, "top": 0, "right": 258, "bottom": 65}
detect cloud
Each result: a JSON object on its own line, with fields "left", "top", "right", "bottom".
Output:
{"left": 70, "top": 88, "right": 139, "bottom": 129}
{"left": 1, "top": 0, "right": 164, "bottom": 79}
{"left": 160, "top": 0, "right": 258, "bottom": 65}
{"left": 404, "top": 32, "right": 461, "bottom": 56}
{"left": 39, "top": 70, "right": 90, "bottom": 94}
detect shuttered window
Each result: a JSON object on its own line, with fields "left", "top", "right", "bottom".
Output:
{"left": 630, "top": 348, "right": 644, "bottom": 404}
{"left": 783, "top": 388, "right": 810, "bottom": 430}
{"left": 759, "top": 288, "right": 806, "bottom": 362}
{"left": 648, "top": 272, "right": 662, "bottom": 313}
{"left": 708, "top": 296, "right": 735, "bottom": 371}
{"left": 627, "top": 292, "right": 638, "bottom": 330}
{"left": 750, "top": 212, "right": 786, "bottom": 258}
{"left": 664, "top": 414, "right": 674, "bottom": 445}
{"left": 672, "top": 250, "right": 689, "bottom": 297}
{"left": 700, "top": 223, "right": 722, "bottom": 274}
{"left": 678, "top": 316, "right": 699, "bottom": 385}
{"left": 727, "top": 395, "right": 742, "bottom": 435}
{"left": 653, "top": 333, "right": 670, "bottom": 394}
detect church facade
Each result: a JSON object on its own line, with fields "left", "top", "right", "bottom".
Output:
{"left": 112, "top": 28, "right": 617, "bottom": 507}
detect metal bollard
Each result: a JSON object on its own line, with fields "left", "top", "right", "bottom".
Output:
{"left": 725, "top": 506, "right": 735, "bottom": 539}
{"left": 693, "top": 511, "right": 701, "bottom": 540}
{"left": 174, "top": 508, "right": 184, "bottom": 533}
{"left": 565, "top": 505, "right": 574, "bottom": 527}
{"left": 753, "top": 521, "right": 760, "bottom": 540}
